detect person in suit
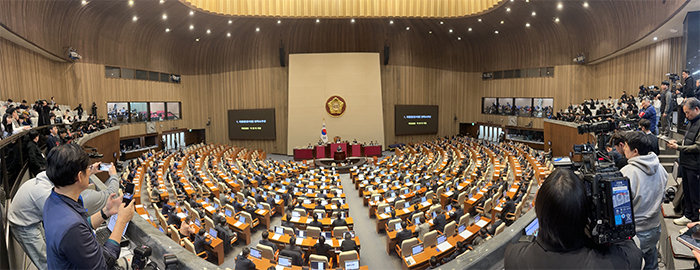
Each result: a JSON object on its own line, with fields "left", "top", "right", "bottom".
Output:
{"left": 234, "top": 247, "right": 256, "bottom": 270}
{"left": 312, "top": 236, "right": 333, "bottom": 262}
{"left": 314, "top": 199, "right": 326, "bottom": 210}
{"left": 215, "top": 217, "right": 236, "bottom": 254}
{"left": 415, "top": 216, "right": 430, "bottom": 242}
{"left": 45, "top": 125, "right": 61, "bottom": 154}
{"left": 259, "top": 231, "right": 278, "bottom": 252}
{"left": 472, "top": 228, "right": 489, "bottom": 246}
{"left": 331, "top": 216, "right": 347, "bottom": 227}
{"left": 395, "top": 221, "right": 413, "bottom": 247}
{"left": 26, "top": 130, "right": 46, "bottom": 177}
{"left": 193, "top": 229, "right": 212, "bottom": 260}
{"left": 639, "top": 119, "right": 660, "bottom": 155}
{"left": 501, "top": 198, "right": 516, "bottom": 225}
{"left": 340, "top": 232, "right": 359, "bottom": 252}
{"left": 166, "top": 208, "right": 180, "bottom": 227}
{"left": 433, "top": 209, "right": 447, "bottom": 233}
{"left": 451, "top": 202, "right": 464, "bottom": 222}
{"left": 427, "top": 256, "right": 441, "bottom": 270}
{"left": 280, "top": 237, "right": 304, "bottom": 266}
{"left": 309, "top": 215, "right": 323, "bottom": 228}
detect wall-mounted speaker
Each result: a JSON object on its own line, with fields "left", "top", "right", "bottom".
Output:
{"left": 279, "top": 46, "right": 286, "bottom": 67}
{"left": 383, "top": 45, "right": 390, "bottom": 65}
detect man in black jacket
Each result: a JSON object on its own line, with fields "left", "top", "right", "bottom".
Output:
{"left": 309, "top": 215, "right": 323, "bottom": 228}
{"left": 45, "top": 125, "right": 61, "bottom": 154}
{"left": 280, "top": 237, "right": 304, "bottom": 266}
{"left": 331, "top": 216, "right": 348, "bottom": 227}
{"left": 433, "top": 209, "right": 447, "bottom": 233}
{"left": 215, "top": 217, "right": 236, "bottom": 254}
{"left": 26, "top": 130, "right": 46, "bottom": 176}
{"left": 259, "top": 231, "right": 278, "bottom": 252}
{"left": 639, "top": 119, "right": 660, "bottom": 155}
{"left": 340, "top": 232, "right": 359, "bottom": 252}
{"left": 669, "top": 98, "right": 700, "bottom": 225}
{"left": 312, "top": 236, "right": 333, "bottom": 263}
{"left": 395, "top": 221, "right": 413, "bottom": 247}
{"left": 234, "top": 247, "right": 256, "bottom": 270}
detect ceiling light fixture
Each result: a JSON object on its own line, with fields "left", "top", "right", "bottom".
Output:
{"left": 557, "top": 3, "right": 563, "bottom": 10}
{"left": 525, "top": 0, "right": 529, "bottom": 2}
{"left": 226, "top": 32, "right": 231, "bottom": 37}
{"left": 468, "top": 27, "right": 473, "bottom": 31}
{"left": 428, "top": 31, "right": 433, "bottom": 34}
{"left": 255, "top": 27, "right": 260, "bottom": 32}
{"left": 478, "top": 18, "right": 482, "bottom": 22}
{"left": 315, "top": 19, "right": 320, "bottom": 23}
{"left": 653, "top": 36, "right": 658, "bottom": 41}
{"left": 228, "top": 20, "right": 233, "bottom": 24}
{"left": 440, "top": 21, "right": 444, "bottom": 25}
{"left": 583, "top": 2, "right": 589, "bottom": 8}
{"left": 406, "top": 26, "right": 410, "bottom": 30}
{"left": 506, "top": 7, "right": 511, "bottom": 12}
{"left": 165, "top": 28, "right": 170, "bottom": 32}
{"left": 189, "top": 24, "right": 194, "bottom": 30}
{"left": 195, "top": 38, "right": 199, "bottom": 42}
{"left": 162, "top": 13, "right": 167, "bottom": 20}
{"left": 159, "top": 0, "right": 165, "bottom": 3}
{"left": 494, "top": 30, "right": 499, "bottom": 34}
{"left": 449, "top": 29, "right": 453, "bottom": 33}
{"left": 81, "top": 0, "right": 88, "bottom": 5}
{"left": 525, "top": 23, "right": 531, "bottom": 27}
{"left": 189, "top": 11, "right": 194, "bottom": 16}
{"left": 389, "top": 20, "right": 394, "bottom": 24}
{"left": 128, "top": 0, "right": 133, "bottom": 7}
{"left": 554, "top": 17, "right": 560, "bottom": 23}
{"left": 350, "top": 18, "right": 355, "bottom": 23}
{"left": 277, "top": 20, "right": 281, "bottom": 24}
{"left": 500, "top": 20, "right": 504, "bottom": 24}
{"left": 206, "top": 29, "right": 211, "bottom": 34}
{"left": 531, "top": 11, "right": 536, "bottom": 16}
{"left": 132, "top": 16, "right": 138, "bottom": 22}
{"left": 457, "top": 37, "right": 462, "bottom": 40}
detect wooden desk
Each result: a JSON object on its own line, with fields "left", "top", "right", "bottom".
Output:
{"left": 255, "top": 209, "right": 271, "bottom": 229}
{"left": 250, "top": 256, "right": 369, "bottom": 270}
{"left": 226, "top": 216, "right": 252, "bottom": 245}
{"left": 267, "top": 230, "right": 361, "bottom": 250}
{"left": 385, "top": 225, "right": 416, "bottom": 254}
{"left": 191, "top": 224, "right": 225, "bottom": 265}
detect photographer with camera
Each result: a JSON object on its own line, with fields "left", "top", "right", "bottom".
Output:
{"left": 619, "top": 131, "right": 667, "bottom": 270}
{"left": 504, "top": 168, "right": 642, "bottom": 269}
{"left": 667, "top": 98, "right": 700, "bottom": 226}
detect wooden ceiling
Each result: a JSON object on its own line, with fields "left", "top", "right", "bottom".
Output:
{"left": 0, "top": 0, "right": 689, "bottom": 74}
{"left": 181, "top": 0, "right": 503, "bottom": 18}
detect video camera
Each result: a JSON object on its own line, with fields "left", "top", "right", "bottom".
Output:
{"left": 566, "top": 122, "right": 636, "bottom": 245}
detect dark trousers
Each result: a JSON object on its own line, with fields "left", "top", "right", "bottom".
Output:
{"left": 682, "top": 167, "right": 700, "bottom": 221}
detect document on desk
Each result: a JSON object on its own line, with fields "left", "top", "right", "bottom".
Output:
{"left": 296, "top": 237, "right": 304, "bottom": 245}
{"left": 233, "top": 221, "right": 243, "bottom": 227}
{"left": 271, "top": 233, "right": 282, "bottom": 241}
{"left": 421, "top": 201, "right": 431, "bottom": 207}
{"left": 405, "top": 256, "right": 415, "bottom": 265}
{"left": 444, "top": 191, "right": 454, "bottom": 197}
{"left": 378, "top": 213, "right": 389, "bottom": 219}
{"left": 459, "top": 230, "right": 473, "bottom": 239}
{"left": 437, "top": 242, "right": 453, "bottom": 252}
{"left": 509, "top": 188, "right": 518, "bottom": 193}
{"left": 494, "top": 206, "right": 503, "bottom": 211}
{"left": 476, "top": 220, "right": 489, "bottom": 227}
{"left": 205, "top": 206, "right": 215, "bottom": 212}
{"left": 177, "top": 213, "right": 187, "bottom": 219}
{"left": 275, "top": 265, "right": 285, "bottom": 270}
{"left": 290, "top": 216, "right": 300, "bottom": 223}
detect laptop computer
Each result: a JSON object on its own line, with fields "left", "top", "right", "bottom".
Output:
{"left": 411, "top": 244, "right": 424, "bottom": 256}
{"left": 344, "top": 260, "right": 360, "bottom": 270}
{"left": 225, "top": 209, "right": 232, "bottom": 217}
{"left": 310, "top": 261, "right": 326, "bottom": 270}
{"left": 437, "top": 234, "right": 446, "bottom": 244}
{"left": 209, "top": 228, "right": 218, "bottom": 239}
{"left": 278, "top": 256, "right": 292, "bottom": 267}
{"left": 250, "top": 248, "right": 262, "bottom": 259}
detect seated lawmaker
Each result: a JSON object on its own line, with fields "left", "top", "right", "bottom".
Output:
{"left": 340, "top": 232, "right": 359, "bottom": 252}
{"left": 504, "top": 168, "right": 642, "bottom": 269}
{"left": 280, "top": 237, "right": 304, "bottom": 266}
{"left": 234, "top": 247, "right": 256, "bottom": 270}
{"left": 259, "top": 231, "right": 278, "bottom": 252}
{"left": 42, "top": 144, "right": 134, "bottom": 269}
{"left": 312, "top": 236, "right": 333, "bottom": 262}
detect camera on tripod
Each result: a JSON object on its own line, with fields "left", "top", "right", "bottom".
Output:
{"left": 563, "top": 123, "right": 637, "bottom": 245}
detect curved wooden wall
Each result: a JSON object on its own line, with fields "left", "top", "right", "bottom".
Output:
{"left": 182, "top": 0, "right": 503, "bottom": 18}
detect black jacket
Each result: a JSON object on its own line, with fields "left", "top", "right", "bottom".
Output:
{"left": 193, "top": 234, "right": 211, "bottom": 254}
{"left": 27, "top": 140, "right": 46, "bottom": 176}
{"left": 280, "top": 247, "right": 304, "bottom": 266}
{"left": 434, "top": 214, "right": 447, "bottom": 233}
{"left": 645, "top": 132, "right": 660, "bottom": 156}
{"left": 259, "top": 239, "right": 278, "bottom": 252}
{"left": 216, "top": 224, "right": 235, "bottom": 253}
{"left": 309, "top": 220, "right": 323, "bottom": 228}
{"left": 683, "top": 76, "right": 696, "bottom": 98}
{"left": 331, "top": 218, "right": 348, "bottom": 227}
{"left": 45, "top": 134, "right": 60, "bottom": 154}
{"left": 234, "top": 255, "right": 256, "bottom": 270}
{"left": 504, "top": 239, "right": 642, "bottom": 269}
{"left": 679, "top": 115, "right": 700, "bottom": 169}
{"left": 340, "top": 239, "right": 359, "bottom": 252}
{"left": 395, "top": 229, "right": 413, "bottom": 247}
{"left": 313, "top": 242, "right": 332, "bottom": 259}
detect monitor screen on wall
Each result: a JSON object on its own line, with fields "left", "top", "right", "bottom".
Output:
{"left": 394, "top": 105, "right": 439, "bottom": 135}
{"left": 228, "top": 109, "right": 276, "bottom": 140}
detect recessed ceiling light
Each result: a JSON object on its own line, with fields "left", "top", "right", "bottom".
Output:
{"left": 449, "top": 29, "right": 453, "bottom": 33}
{"left": 670, "top": 28, "right": 678, "bottom": 33}
{"left": 510, "top": 0, "right": 514, "bottom": 2}
{"left": 653, "top": 36, "right": 658, "bottom": 41}
{"left": 557, "top": 3, "right": 563, "bottom": 10}
{"left": 406, "top": 26, "right": 410, "bottom": 30}
{"left": 525, "top": 0, "right": 529, "bottom": 2}
{"left": 159, "top": 0, "right": 165, "bottom": 4}
{"left": 162, "top": 13, "right": 167, "bottom": 20}
{"left": 494, "top": 30, "right": 499, "bottom": 34}
{"left": 81, "top": 0, "right": 87, "bottom": 5}
{"left": 478, "top": 18, "right": 482, "bottom": 22}
{"left": 315, "top": 19, "right": 320, "bottom": 23}
{"left": 195, "top": 38, "right": 199, "bottom": 42}
{"left": 531, "top": 11, "right": 536, "bottom": 16}
{"left": 554, "top": 17, "right": 560, "bottom": 23}
{"left": 583, "top": 2, "right": 589, "bottom": 8}
{"left": 228, "top": 20, "right": 233, "bottom": 24}
{"left": 189, "top": 24, "right": 194, "bottom": 30}
{"left": 226, "top": 32, "right": 231, "bottom": 37}
{"left": 132, "top": 16, "right": 138, "bottom": 22}
{"left": 189, "top": 11, "right": 194, "bottom": 16}
{"left": 506, "top": 7, "right": 511, "bottom": 12}
{"left": 389, "top": 20, "right": 394, "bottom": 24}
{"left": 440, "top": 21, "right": 444, "bottom": 25}
{"left": 457, "top": 37, "right": 462, "bottom": 40}
{"left": 277, "top": 20, "right": 281, "bottom": 24}
{"left": 165, "top": 28, "right": 170, "bottom": 33}
{"left": 525, "top": 23, "right": 531, "bottom": 28}
{"left": 350, "top": 18, "right": 355, "bottom": 23}
{"left": 255, "top": 27, "right": 260, "bottom": 32}
{"left": 206, "top": 29, "right": 211, "bottom": 34}
{"left": 428, "top": 31, "right": 433, "bottom": 34}
{"left": 500, "top": 20, "right": 504, "bottom": 24}
{"left": 127, "top": 0, "right": 133, "bottom": 6}
{"left": 468, "top": 27, "right": 473, "bottom": 31}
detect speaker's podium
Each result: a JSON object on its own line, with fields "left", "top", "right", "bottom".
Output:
{"left": 333, "top": 145, "right": 347, "bottom": 161}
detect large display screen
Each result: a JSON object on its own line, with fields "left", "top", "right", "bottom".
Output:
{"left": 227, "top": 109, "right": 276, "bottom": 140}
{"left": 395, "top": 105, "right": 439, "bottom": 135}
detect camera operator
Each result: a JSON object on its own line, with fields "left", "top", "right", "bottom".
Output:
{"left": 504, "top": 168, "right": 642, "bottom": 269}
{"left": 667, "top": 98, "right": 700, "bottom": 226}
{"left": 679, "top": 70, "right": 696, "bottom": 99}
{"left": 659, "top": 81, "right": 675, "bottom": 136}
{"left": 606, "top": 132, "right": 628, "bottom": 170}
{"left": 43, "top": 144, "right": 134, "bottom": 269}
{"left": 619, "top": 131, "right": 667, "bottom": 270}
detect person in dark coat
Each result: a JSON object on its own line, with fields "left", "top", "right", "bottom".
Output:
{"left": 395, "top": 221, "right": 413, "bottom": 247}
{"left": 45, "top": 125, "right": 61, "bottom": 154}
{"left": 26, "top": 130, "right": 46, "bottom": 176}
{"left": 74, "top": 104, "right": 84, "bottom": 121}
{"left": 234, "top": 247, "right": 256, "bottom": 270}
{"left": 433, "top": 209, "right": 447, "bottom": 233}
{"left": 340, "top": 232, "right": 359, "bottom": 252}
